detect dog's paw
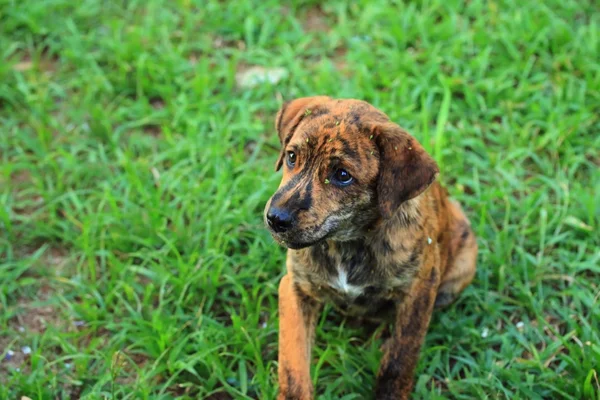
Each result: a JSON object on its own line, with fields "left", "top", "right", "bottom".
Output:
{"left": 434, "top": 291, "right": 457, "bottom": 308}
{"left": 277, "top": 392, "right": 310, "bottom": 400}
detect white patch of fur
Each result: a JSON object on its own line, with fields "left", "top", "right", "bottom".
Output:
{"left": 329, "top": 267, "right": 363, "bottom": 297}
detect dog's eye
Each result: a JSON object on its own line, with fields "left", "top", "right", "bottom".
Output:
{"left": 287, "top": 151, "right": 296, "bottom": 167}
{"left": 333, "top": 168, "right": 353, "bottom": 185}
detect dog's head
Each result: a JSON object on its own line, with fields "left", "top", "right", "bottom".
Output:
{"left": 264, "top": 96, "right": 439, "bottom": 249}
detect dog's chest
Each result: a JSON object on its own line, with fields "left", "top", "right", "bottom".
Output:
{"left": 321, "top": 265, "right": 397, "bottom": 318}
{"left": 292, "top": 241, "right": 418, "bottom": 318}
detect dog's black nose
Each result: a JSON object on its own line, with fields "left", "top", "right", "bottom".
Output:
{"left": 267, "top": 207, "right": 294, "bottom": 233}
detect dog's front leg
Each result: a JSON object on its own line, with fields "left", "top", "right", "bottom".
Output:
{"left": 278, "top": 274, "right": 320, "bottom": 400}
{"left": 375, "top": 266, "right": 441, "bottom": 400}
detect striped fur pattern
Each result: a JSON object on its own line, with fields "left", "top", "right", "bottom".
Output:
{"left": 265, "top": 97, "right": 478, "bottom": 399}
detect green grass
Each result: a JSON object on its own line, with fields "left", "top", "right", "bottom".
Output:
{"left": 1, "top": 0, "right": 599, "bottom": 398}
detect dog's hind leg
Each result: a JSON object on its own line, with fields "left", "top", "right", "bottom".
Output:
{"left": 435, "top": 200, "right": 478, "bottom": 308}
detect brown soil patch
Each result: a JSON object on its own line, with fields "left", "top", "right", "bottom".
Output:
{"left": 1, "top": 247, "right": 71, "bottom": 375}
{"left": 303, "top": 6, "right": 329, "bottom": 33}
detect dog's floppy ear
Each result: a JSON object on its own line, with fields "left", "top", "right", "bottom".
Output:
{"left": 274, "top": 96, "right": 331, "bottom": 171}
{"left": 374, "top": 122, "right": 439, "bottom": 218}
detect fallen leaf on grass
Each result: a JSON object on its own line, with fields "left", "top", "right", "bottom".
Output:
{"left": 235, "top": 66, "right": 288, "bottom": 88}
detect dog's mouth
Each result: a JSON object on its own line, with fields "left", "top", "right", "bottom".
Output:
{"left": 269, "top": 228, "right": 330, "bottom": 250}
{"left": 266, "top": 217, "right": 334, "bottom": 250}
{"left": 264, "top": 199, "right": 357, "bottom": 250}
{"left": 278, "top": 236, "right": 327, "bottom": 250}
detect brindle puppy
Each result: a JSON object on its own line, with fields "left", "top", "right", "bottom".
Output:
{"left": 264, "top": 96, "right": 477, "bottom": 400}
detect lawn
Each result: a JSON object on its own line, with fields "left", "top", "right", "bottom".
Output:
{"left": 0, "top": 0, "right": 599, "bottom": 399}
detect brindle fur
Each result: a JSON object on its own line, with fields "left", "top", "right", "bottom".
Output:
{"left": 265, "top": 96, "right": 478, "bottom": 399}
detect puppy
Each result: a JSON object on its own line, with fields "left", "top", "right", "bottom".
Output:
{"left": 264, "top": 96, "right": 477, "bottom": 399}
